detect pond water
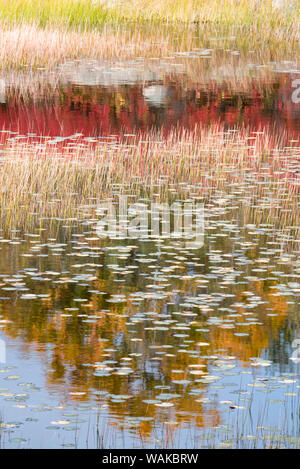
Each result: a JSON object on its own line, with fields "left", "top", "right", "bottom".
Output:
{"left": 1, "top": 55, "right": 300, "bottom": 141}
{"left": 0, "top": 50, "right": 300, "bottom": 449}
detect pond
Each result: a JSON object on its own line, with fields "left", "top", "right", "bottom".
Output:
{"left": 0, "top": 47, "right": 299, "bottom": 449}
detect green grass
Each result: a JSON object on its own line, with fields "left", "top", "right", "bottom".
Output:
{"left": 0, "top": 0, "right": 299, "bottom": 29}
{"left": 0, "top": 0, "right": 113, "bottom": 29}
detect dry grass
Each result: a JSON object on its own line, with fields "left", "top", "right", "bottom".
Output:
{"left": 0, "top": 24, "right": 176, "bottom": 69}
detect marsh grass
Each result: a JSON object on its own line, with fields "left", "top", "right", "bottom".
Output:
{"left": 90, "top": 396, "right": 300, "bottom": 449}
{"left": 2, "top": 49, "right": 293, "bottom": 98}
{"left": 1, "top": 0, "right": 299, "bottom": 29}
{"left": 0, "top": 24, "right": 176, "bottom": 69}
{"left": 0, "top": 0, "right": 113, "bottom": 29}
{"left": 0, "top": 127, "right": 299, "bottom": 233}
{"left": 0, "top": 0, "right": 299, "bottom": 69}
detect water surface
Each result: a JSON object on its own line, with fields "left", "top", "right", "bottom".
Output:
{"left": 0, "top": 48, "right": 300, "bottom": 449}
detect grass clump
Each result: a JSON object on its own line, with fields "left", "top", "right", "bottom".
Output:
{"left": 0, "top": 0, "right": 115, "bottom": 29}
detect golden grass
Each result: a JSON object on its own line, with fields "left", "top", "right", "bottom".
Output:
{"left": 121, "top": 0, "right": 300, "bottom": 26}
{"left": 0, "top": 24, "right": 176, "bottom": 69}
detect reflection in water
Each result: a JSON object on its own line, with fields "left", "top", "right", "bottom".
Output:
{"left": 0, "top": 52, "right": 299, "bottom": 449}
{"left": 0, "top": 193, "right": 299, "bottom": 448}
{"left": 0, "top": 67, "right": 300, "bottom": 142}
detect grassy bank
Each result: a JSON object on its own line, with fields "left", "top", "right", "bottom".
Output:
{"left": 1, "top": 0, "right": 299, "bottom": 28}
{"left": 0, "top": 0, "right": 299, "bottom": 69}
